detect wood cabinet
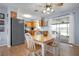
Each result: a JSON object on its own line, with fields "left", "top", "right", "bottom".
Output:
{"left": 24, "top": 21, "right": 35, "bottom": 27}
{"left": 24, "top": 22, "right": 31, "bottom": 27}
{"left": 25, "top": 30, "right": 35, "bottom": 36}
{"left": 31, "top": 21, "right": 35, "bottom": 27}
{"left": 39, "top": 20, "right": 45, "bottom": 26}
{"left": 11, "top": 11, "right": 17, "bottom": 19}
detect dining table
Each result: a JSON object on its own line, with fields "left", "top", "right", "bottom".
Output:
{"left": 33, "top": 35, "right": 54, "bottom": 56}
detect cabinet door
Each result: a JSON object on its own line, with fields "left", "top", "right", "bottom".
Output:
{"left": 39, "top": 20, "right": 45, "bottom": 26}
{"left": 11, "top": 11, "right": 17, "bottom": 19}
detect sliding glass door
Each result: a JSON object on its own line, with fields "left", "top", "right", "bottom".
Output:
{"left": 60, "top": 23, "right": 69, "bottom": 37}
{"left": 50, "top": 17, "right": 70, "bottom": 43}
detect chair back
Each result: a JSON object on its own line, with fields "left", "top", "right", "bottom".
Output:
{"left": 25, "top": 33, "right": 35, "bottom": 50}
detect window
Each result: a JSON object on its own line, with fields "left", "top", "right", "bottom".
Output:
{"left": 50, "top": 17, "right": 70, "bottom": 42}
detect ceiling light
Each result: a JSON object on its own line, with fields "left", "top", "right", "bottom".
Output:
{"left": 51, "top": 9, "right": 54, "bottom": 12}
{"left": 23, "top": 14, "right": 32, "bottom": 18}
{"left": 47, "top": 12, "right": 50, "bottom": 14}
{"left": 43, "top": 10, "right": 46, "bottom": 13}
{"left": 42, "top": 3, "right": 63, "bottom": 14}
{"left": 42, "top": 3, "right": 54, "bottom": 14}
{"left": 47, "top": 7, "right": 50, "bottom": 11}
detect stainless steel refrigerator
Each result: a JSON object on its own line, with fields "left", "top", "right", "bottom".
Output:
{"left": 11, "top": 18, "right": 25, "bottom": 46}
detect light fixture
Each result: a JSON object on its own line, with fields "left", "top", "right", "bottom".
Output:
{"left": 42, "top": 3, "right": 63, "bottom": 14}
{"left": 23, "top": 14, "right": 32, "bottom": 18}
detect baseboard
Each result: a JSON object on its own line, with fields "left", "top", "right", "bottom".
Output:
{"left": 60, "top": 42, "right": 79, "bottom": 47}
{"left": 0, "top": 44, "right": 11, "bottom": 47}
{"left": 0, "top": 44, "right": 7, "bottom": 46}
{"left": 7, "top": 45, "right": 11, "bottom": 47}
{"left": 73, "top": 43, "right": 79, "bottom": 46}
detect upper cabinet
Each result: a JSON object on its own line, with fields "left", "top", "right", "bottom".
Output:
{"left": 39, "top": 20, "right": 45, "bottom": 27}
{"left": 24, "top": 21, "right": 35, "bottom": 27}
{"left": 11, "top": 11, "right": 17, "bottom": 19}
{"left": 31, "top": 21, "right": 35, "bottom": 27}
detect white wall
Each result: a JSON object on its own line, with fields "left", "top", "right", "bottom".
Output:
{"left": 0, "top": 7, "right": 8, "bottom": 46}
{"left": 0, "top": 7, "right": 12, "bottom": 47}
{"left": 74, "top": 9, "right": 79, "bottom": 44}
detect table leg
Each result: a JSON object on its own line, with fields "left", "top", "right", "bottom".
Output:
{"left": 42, "top": 43, "right": 45, "bottom": 56}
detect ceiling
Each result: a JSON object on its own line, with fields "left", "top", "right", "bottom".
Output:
{"left": 0, "top": 3, "right": 79, "bottom": 20}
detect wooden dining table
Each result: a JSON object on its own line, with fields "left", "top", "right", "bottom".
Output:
{"left": 33, "top": 35, "right": 54, "bottom": 56}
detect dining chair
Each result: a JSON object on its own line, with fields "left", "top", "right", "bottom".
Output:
{"left": 45, "top": 38, "right": 60, "bottom": 56}
{"left": 25, "top": 33, "right": 42, "bottom": 56}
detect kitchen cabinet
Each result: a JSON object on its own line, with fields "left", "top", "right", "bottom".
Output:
{"left": 39, "top": 20, "right": 45, "bottom": 26}
{"left": 24, "top": 21, "right": 35, "bottom": 27}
